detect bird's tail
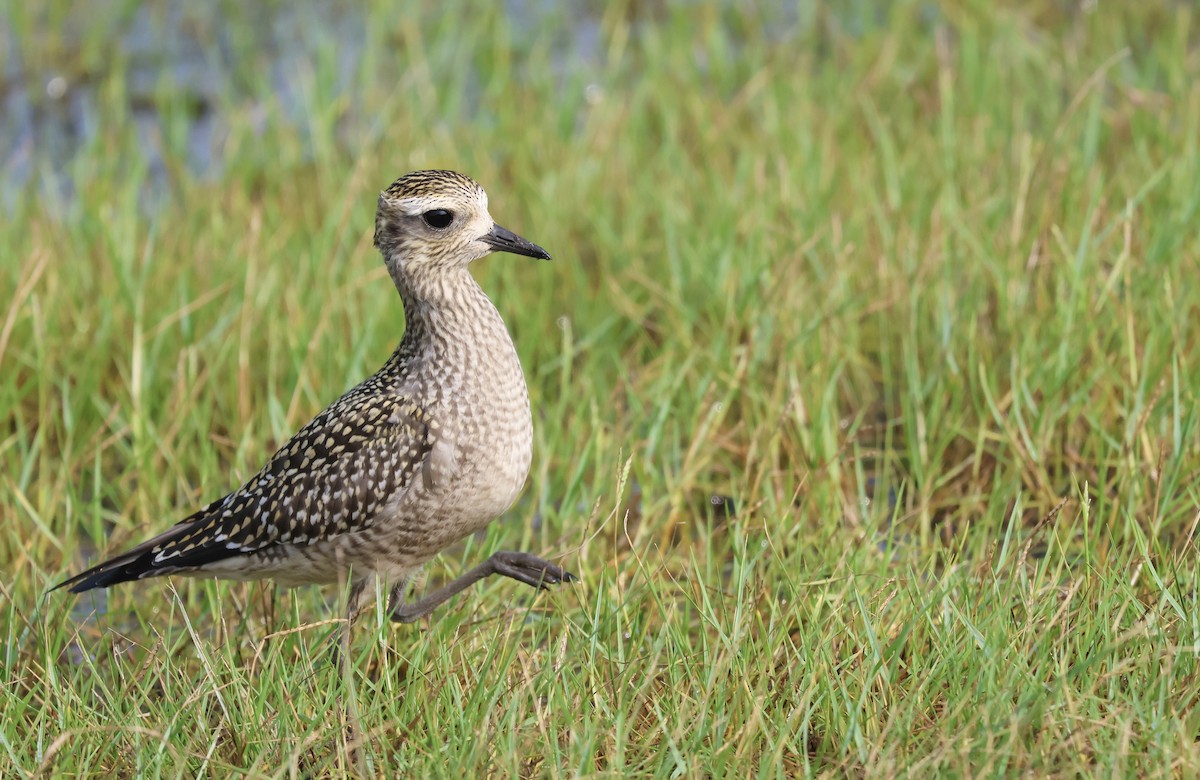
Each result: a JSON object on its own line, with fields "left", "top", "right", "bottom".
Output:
{"left": 52, "top": 521, "right": 199, "bottom": 593}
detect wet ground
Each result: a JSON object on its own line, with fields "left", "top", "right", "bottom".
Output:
{"left": 2, "top": 1, "right": 896, "bottom": 209}
{"left": 0, "top": 1, "right": 612, "bottom": 207}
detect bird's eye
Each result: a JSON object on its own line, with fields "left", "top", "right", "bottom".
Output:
{"left": 422, "top": 209, "right": 454, "bottom": 229}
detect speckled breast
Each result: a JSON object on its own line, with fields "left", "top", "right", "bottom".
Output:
{"left": 456, "top": 347, "right": 533, "bottom": 524}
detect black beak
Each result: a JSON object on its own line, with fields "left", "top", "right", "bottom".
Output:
{"left": 480, "top": 224, "right": 551, "bottom": 261}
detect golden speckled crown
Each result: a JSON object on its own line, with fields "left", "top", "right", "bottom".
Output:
{"left": 384, "top": 169, "right": 483, "bottom": 200}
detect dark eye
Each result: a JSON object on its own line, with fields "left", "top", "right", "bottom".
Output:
{"left": 422, "top": 209, "right": 454, "bottom": 229}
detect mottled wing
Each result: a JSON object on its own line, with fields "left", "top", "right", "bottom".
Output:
{"left": 56, "top": 389, "right": 433, "bottom": 592}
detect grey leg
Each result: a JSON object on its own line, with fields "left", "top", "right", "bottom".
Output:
{"left": 389, "top": 551, "right": 576, "bottom": 624}
{"left": 345, "top": 578, "right": 368, "bottom": 620}
{"left": 325, "top": 578, "right": 368, "bottom": 668}
{"left": 386, "top": 576, "right": 412, "bottom": 617}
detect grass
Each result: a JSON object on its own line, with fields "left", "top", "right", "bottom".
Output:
{"left": 3, "top": 0, "right": 1200, "bottom": 775}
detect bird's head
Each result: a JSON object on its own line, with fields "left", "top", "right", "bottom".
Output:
{"left": 373, "top": 170, "right": 550, "bottom": 280}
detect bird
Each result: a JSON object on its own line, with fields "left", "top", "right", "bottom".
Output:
{"left": 55, "top": 169, "right": 575, "bottom": 625}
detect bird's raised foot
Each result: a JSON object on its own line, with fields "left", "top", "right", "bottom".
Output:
{"left": 488, "top": 550, "right": 577, "bottom": 590}
{"left": 389, "top": 549, "right": 577, "bottom": 624}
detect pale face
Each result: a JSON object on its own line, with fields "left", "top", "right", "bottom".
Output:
{"left": 373, "top": 170, "right": 550, "bottom": 276}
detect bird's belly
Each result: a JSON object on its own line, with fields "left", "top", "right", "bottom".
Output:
{"left": 451, "top": 423, "right": 531, "bottom": 522}
{"left": 425, "top": 404, "right": 532, "bottom": 536}
{"left": 472, "top": 432, "right": 532, "bottom": 517}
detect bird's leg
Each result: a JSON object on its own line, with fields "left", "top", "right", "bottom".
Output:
{"left": 325, "top": 577, "right": 368, "bottom": 668}
{"left": 389, "top": 551, "right": 576, "bottom": 623}
{"left": 385, "top": 576, "right": 412, "bottom": 617}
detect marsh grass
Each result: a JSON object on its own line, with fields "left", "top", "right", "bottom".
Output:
{"left": 3, "top": 0, "right": 1200, "bottom": 775}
